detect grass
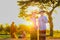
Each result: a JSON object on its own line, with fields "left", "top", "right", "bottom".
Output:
{"left": 46, "top": 30, "right": 60, "bottom": 38}
{"left": 0, "top": 30, "right": 60, "bottom": 39}
{"left": 0, "top": 35, "right": 10, "bottom": 39}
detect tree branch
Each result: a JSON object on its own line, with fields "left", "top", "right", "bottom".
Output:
{"left": 50, "top": 0, "right": 60, "bottom": 15}
{"left": 50, "top": 4, "right": 58, "bottom": 15}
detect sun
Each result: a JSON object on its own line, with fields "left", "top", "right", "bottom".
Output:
{"left": 25, "top": 21, "right": 34, "bottom": 27}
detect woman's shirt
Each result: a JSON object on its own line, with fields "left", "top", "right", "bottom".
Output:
{"left": 38, "top": 16, "right": 48, "bottom": 30}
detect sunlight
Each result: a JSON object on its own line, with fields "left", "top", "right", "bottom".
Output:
{"left": 25, "top": 6, "right": 40, "bottom": 14}
{"left": 25, "top": 21, "right": 33, "bottom": 27}
{"left": 25, "top": 5, "right": 50, "bottom": 29}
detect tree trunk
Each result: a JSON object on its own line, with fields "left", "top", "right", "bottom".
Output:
{"left": 48, "top": 14, "right": 53, "bottom": 36}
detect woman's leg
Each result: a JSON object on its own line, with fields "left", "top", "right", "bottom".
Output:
{"left": 39, "top": 30, "right": 46, "bottom": 40}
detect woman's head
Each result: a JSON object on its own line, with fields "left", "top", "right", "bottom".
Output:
{"left": 39, "top": 10, "right": 45, "bottom": 16}
{"left": 31, "top": 11, "right": 37, "bottom": 17}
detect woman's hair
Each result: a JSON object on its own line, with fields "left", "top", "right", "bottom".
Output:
{"left": 39, "top": 10, "right": 45, "bottom": 13}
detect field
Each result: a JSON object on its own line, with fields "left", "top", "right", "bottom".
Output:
{"left": 0, "top": 30, "right": 60, "bottom": 40}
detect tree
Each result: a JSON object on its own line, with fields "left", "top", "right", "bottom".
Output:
{"left": 4, "top": 23, "right": 10, "bottom": 34}
{"left": 0, "top": 24, "right": 4, "bottom": 32}
{"left": 17, "top": 0, "right": 60, "bottom": 36}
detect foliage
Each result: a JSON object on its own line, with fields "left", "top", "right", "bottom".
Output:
{"left": 18, "top": 24, "right": 31, "bottom": 34}
{"left": 17, "top": 0, "right": 60, "bottom": 36}
{"left": 17, "top": 0, "right": 60, "bottom": 18}
{"left": 0, "top": 24, "right": 4, "bottom": 32}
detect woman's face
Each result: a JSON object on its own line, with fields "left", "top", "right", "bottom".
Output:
{"left": 32, "top": 12, "right": 36, "bottom": 16}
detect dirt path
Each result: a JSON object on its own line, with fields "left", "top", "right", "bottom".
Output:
{"left": 46, "top": 37, "right": 60, "bottom": 40}
{"left": 0, "top": 37, "right": 60, "bottom": 40}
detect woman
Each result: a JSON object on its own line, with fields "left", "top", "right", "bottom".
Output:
{"left": 10, "top": 21, "right": 18, "bottom": 39}
{"left": 30, "top": 11, "right": 37, "bottom": 40}
{"left": 38, "top": 10, "right": 48, "bottom": 40}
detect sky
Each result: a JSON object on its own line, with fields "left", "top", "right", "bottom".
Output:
{"left": 52, "top": 7, "right": 60, "bottom": 30}
{"left": 0, "top": 0, "right": 20, "bottom": 24}
{"left": 0, "top": 0, "right": 60, "bottom": 30}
